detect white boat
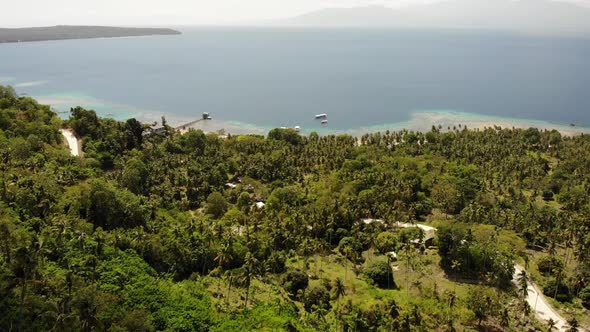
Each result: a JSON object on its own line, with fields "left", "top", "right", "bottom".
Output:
{"left": 294, "top": 126, "right": 301, "bottom": 131}
{"left": 315, "top": 113, "right": 328, "bottom": 119}
{"left": 321, "top": 120, "right": 328, "bottom": 125}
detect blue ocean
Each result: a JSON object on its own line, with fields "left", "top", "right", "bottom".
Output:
{"left": 1, "top": 27, "right": 590, "bottom": 133}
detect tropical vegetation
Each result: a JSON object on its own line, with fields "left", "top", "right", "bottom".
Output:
{"left": 1, "top": 85, "right": 589, "bottom": 331}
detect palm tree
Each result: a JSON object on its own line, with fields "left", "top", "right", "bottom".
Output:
{"left": 446, "top": 290, "right": 456, "bottom": 329}
{"left": 567, "top": 317, "right": 579, "bottom": 332}
{"left": 223, "top": 270, "right": 234, "bottom": 304}
{"left": 42, "top": 299, "right": 75, "bottom": 332}
{"left": 92, "top": 232, "right": 105, "bottom": 258}
{"left": 0, "top": 219, "right": 15, "bottom": 264}
{"left": 256, "top": 260, "right": 275, "bottom": 302}
{"left": 212, "top": 242, "right": 232, "bottom": 297}
{"left": 51, "top": 218, "right": 71, "bottom": 248}
{"left": 517, "top": 270, "right": 529, "bottom": 299}
{"left": 451, "top": 260, "right": 461, "bottom": 275}
{"left": 214, "top": 243, "right": 232, "bottom": 270}
{"left": 333, "top": 277, "right": 346, "bottom": 300}
{"left": 75, "top": 231, "right": 87, "bottom": 251}
{"left": 112, "top": 231, "right": 121, "bottom": 256}
{"left": 523, "top": 253, "right": 530, "bottom": 270}
{"left": 546, "top": 318, "right": 556, "bottom": 331}
{"left": 242, "top": 252, "right": 258, "bottom": 308}
{"left": 34, "top": 235, "right": 49, "bottom": 270}
{"left": 386, "top": 253, "right": 393, "bottom": 289}
{"left": 11, "top": 243, "right": 37, "bottom": 328}
{"left": 77, "top": 293, "right": 99, "bottom": 332}
{"left": 500, "top": 308, "right": 510, "bottom": 328}
{"left": 130, "top": 228, "right": 146, "bottom": 252}
{"left": 520, "top": 300, "right": 531, "bottom": 318}
{"left": 553, "top": 268, "right": 563, "bottom": 300}
{"left": 342, "top": 246, "right": 353, "bottom": 282}
{"left": 451, "top": 260, "right": 461, "bottom": 291}
{"left": 411, "top": 304, "right": 422, "bottom": 327}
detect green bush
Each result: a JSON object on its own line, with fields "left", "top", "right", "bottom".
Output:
{"left": 338, "top": 237, "right": 363, "bottom": 261}
{"left": 267, "top": 128, "right": 302, "bottom": 145}
{"left": 282, "top": 270, "right": 309, "bottom": 296}
{"left": 579, "top": 286, "right": 590, "bottom": 308}
{"left": 543, "top": 278, "right": 573, "bottom": 302}
{"left": 374, "top": 231, "right": 398, "bottom": 254}
{"left": 363, "top": 260, "right": 396, "bottom": 289}
{"left": 542, "top": 190, "right": 554, "bottom": 201}
{"left": 303, "top": 285, "right": 331, "bottom": 312}
{"left": 205, "top": 192, "right": 228, "bottom": 219}
{"left": 537, "top": 255, "right": 564, "bottom": 275}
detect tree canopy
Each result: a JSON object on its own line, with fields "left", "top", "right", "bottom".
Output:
{"left": 1, "top": 87, "right": 589, "bottom": 331}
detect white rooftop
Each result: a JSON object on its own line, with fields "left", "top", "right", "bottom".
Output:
{"left": 362, "top": 218, "right": 384, "bottom": 225}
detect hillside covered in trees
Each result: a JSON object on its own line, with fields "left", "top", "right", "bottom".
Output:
{"left": 1, "top": 85, "right": 589, "bottom": 331}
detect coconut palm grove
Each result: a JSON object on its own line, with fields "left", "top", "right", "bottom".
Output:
{"left": 0, "top": 85, "right": 589, "bottom": 331}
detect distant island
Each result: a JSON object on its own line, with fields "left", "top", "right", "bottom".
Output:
{"left": 282, "top": 0, "right": 590, "bottom": 35}
{"left": 0, "top": 25, "right": 181, "bottom": 43}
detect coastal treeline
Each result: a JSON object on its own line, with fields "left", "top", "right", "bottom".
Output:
{"left": 0, "top": 86, "right": 589, "bottom": 331}
{"left": 0, "top": 26, "right": 181, "bottom": 43}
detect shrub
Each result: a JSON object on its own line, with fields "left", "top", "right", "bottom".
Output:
{"left": 338, "top": 237, "right": 363, "bottom": 261}
{"left": 537, "top": 256, "right": 564, "bottom": 275}
{"left": 579, "top": 286, "right": 590, "bottom": 308}
{"left": 282, "top": 270, "right": 308, "bottom": 296}
{"left": 398, "top": 227, "right": 424, "bottom": 245}
{"left": 363, "top": 260, "right": 395, "bottom": 289}
{"left": 436, "top": 224, "right": 514, "bottom": 287}
{"left": 374, "top": 231, "right": 398, "bottom": 254}
{"left": 267, "top": 251, "right": 287, "bottom": 274}
{"left": 303, "top": 285, "right": 331, "bottom": 312}
{"left": 543, "top": 278, "right": 573, "bottom": 302}
{"left": 267, "top": 128, "right": 302, "bottom": 145}
{"left": 205, "top": 192, "right": 228, "bottom": 219}
{"left": 542, "top": 190, "right": 554, "bottom": 201}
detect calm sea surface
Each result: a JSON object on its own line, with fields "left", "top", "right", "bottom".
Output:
{"left": 1, "top": 28, "right": 590, "bottom": 131}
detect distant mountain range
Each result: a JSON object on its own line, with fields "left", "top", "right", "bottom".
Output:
{"left": 0, "top": 25, "right": 181, "bottom": 43}
{"left": 282, "top": 0, "right": 590, "bottom": 35}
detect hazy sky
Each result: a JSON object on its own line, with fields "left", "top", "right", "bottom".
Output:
{"left": 2, "top": 0, "right": 590, "bottom": 27}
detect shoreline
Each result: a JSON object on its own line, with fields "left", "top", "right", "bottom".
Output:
{"left": 154, "top": 110, "right": 590, "bottom": 137}
{"left": 33, "top": 94, "right": 590, "bottom": 137}
{"left": 0, "top": 26, "right": 181, "bottom": 44}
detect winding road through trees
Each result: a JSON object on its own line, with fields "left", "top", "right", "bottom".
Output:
{"left": 512, "top": 264, "right": 571, "bottom": 331}
{"left": 400, "top": 222, "right": 580, "bottom": 331}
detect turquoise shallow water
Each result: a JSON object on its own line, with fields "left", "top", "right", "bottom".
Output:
{"left": 1, "top": 28, "right": 590, "bottom": 133}
{"left": 181, "top": 109, "right": 590, "bottom": 137}
{"left": 34, "top": 92, "right": 140, "bottom": 120}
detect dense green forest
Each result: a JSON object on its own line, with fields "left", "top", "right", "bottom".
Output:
{"left": 0, "top": 85, "right": 589, "bottom": 331}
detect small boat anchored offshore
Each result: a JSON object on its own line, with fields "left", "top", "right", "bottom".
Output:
{"left": 315, "top": 113, "right": 328, "bottom": 119}
{"left": 321, "top": 120, "right": 328, "bottom": 125}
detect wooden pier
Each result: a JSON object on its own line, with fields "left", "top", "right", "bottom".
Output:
{"left": 175, "top": 112, "right": 212, "bottom": 131}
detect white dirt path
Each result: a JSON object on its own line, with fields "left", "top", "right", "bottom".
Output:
{"left": 512, "top": 264, "right": 573, "bottom": 331}
{"left": 398, "top": 223, "right": 581, "bottom": 331}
